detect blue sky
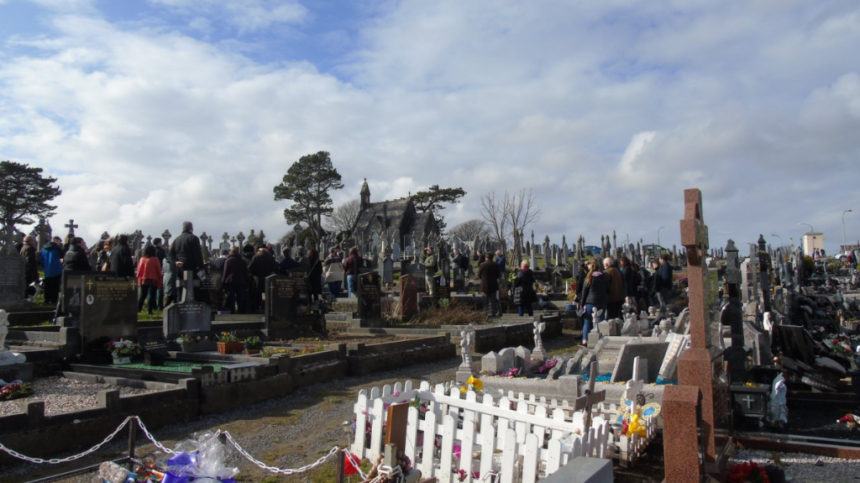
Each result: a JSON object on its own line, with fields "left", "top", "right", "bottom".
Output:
{"left": 1, "top": 0, "right": 859, "bottom": 251}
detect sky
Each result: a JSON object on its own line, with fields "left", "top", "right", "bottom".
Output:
{"left": 1, "top": 0, "right": 859, "bottom": 253}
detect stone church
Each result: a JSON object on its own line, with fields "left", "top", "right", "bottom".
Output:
{"left": 350, "top": 179, "right": 440, "bottom": 254}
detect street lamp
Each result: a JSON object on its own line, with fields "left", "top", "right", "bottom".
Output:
{"left": 657, "top": 227, "right": 665, "bottom": 246}
{"left": 771, "top": 234, "right": 782, "bottom": 249}
{"left": 798, "top": 222, "right": 813, "bottom": 233}
{"left": 842, "top": 210, "right": 853, "bottom": 253}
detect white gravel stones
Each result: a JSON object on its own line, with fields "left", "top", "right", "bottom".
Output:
{"left": 731, "top": 449, "right": 860, "bottom": 483}
{"left": 0, "top": 376, "right": 156, "bottom": 416}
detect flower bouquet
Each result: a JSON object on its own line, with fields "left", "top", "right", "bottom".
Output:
{"left": 728, "top": 461, "right": 770, "bottom": 483}
{"left": 217, "top": 332, "right": 243, "bottom": 355}
{"left": 106, "top": 338, "right": 141, "bottom": 364}
{"left": 0, "top": 381, "right": 33, "bottom": 401}
{"left": 177, "top": 333, "right": 216, "bottom": 353}
{"left": 243, "top": 336, "right": 263, "bottom": 355}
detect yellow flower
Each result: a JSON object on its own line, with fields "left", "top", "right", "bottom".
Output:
{"left": 466, "top": 376, "right": 483, "bottom": 391}
{"left": 460, "top": 386, "right": 468, "bottom": 394}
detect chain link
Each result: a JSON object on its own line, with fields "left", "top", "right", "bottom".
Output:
{"left": 344, "top": 449, "right": 369, "bottom": 480}
{"left": 0, "top": 416, "right": 133, "bottom": 465}
{"left": 223, "top": 432, "right": 339, "bottom": 475}
{"left": 134, "top": 416, "right": 176, "bottom": 455}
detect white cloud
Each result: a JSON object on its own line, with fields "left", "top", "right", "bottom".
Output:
{"left": 1, "top": 1, "right": 860, "bottom": 251}
{"left": 148, "top": 0, "right": 308, "bottom": 32}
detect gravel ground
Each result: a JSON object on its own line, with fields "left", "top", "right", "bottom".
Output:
{"left": 0, "top": 377, "right": 157, "bottom": 417}
{"left": 730, "top": 449, "right": 860, "bottom": 483}
{"left": 0, "top": 358, "right": 464, "bottom": 483}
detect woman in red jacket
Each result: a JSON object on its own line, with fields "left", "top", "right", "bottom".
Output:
{"left": 137, "top": 244, "right": 163, "bottom": 315}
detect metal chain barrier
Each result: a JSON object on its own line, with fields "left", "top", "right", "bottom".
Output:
{"left": 0, "top": 416, "right": 134, "bottom": 465}
{"left": 222, "top": 432, "right": 340, "bottom": 475}
{"left": 0, "top": 415, "right": 364, "bottom": 478}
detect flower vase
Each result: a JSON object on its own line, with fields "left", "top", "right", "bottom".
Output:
{"left": 217, "top": 342, "right": 244, "bottom": 355}
{"left": 112, "top": 356, "right": 131, "bottom": 365}
{"left": 245, "top": 349, "right": 261, "bottom": 355}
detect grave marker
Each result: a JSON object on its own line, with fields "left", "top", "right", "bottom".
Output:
{"left": 80, "top": 275, "right": 137, "bottom": 352}
{"left": 265, "top": 272, "right": 313, "bottom": 335}
{"left": 357, "top": 272, "right": 382, "bottom": 320}
{"left": 399, "top": 274, "right": 418, "bottom": 317}
{"left": 163, "top": 272, "right": 212, "bottom": 337}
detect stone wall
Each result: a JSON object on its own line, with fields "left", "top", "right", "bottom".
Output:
{"left": 346, "top": 335, "right": 456, "bottom": 376}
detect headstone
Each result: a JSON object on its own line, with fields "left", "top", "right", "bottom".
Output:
{"left": 163, "top": 273, "right": 212, "bottom": 338}
{"left": 392, "top": 242, "right": 401, "bottom": 261}
{"left": 481, "top": 351, "right": 503, "bottom": 376}
{"left": 357, "top": 272, "right": 382, "bottom": 320}
{"left": 410, "top": 263, "right": 425, "bottom": 291}
{"left": 265, "top": 272, "right": 312, "bottom": 334}
{"left": 382, "top": 256, "right": 394, "bottom": 285}
{"left": 498, "top": 347, "right": 516, "bottom": 374}
{"left": 140, "top": 338, "right": 168, "bottom": 366}
{"left": 658, "top": 333, "right": 690, "bottom": 382}
{"left": 79, "top": 275, "right": 138, "bottom": 353}
{"left": 399, "top": 275, "right": 418, "bottom": 317}
{"left": 563, "top": 349, "right": 587, "bottom": 375}
{"left": 435, "top": 275, "right": 451, "bottom": 302}
{"left": 0, "top": 252, "right": 26, "bottom": 309}
{"left": 610, "top": 340, "right": 669, "bottom": 383}
{"left": 514, "top": 346, "right": 531, "bottom": 374}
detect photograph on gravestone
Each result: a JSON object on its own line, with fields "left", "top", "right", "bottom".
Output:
{"left": 435, "top": 275, "right": 451, "bottom": 301}
{"left": 79, "top": 275, "right": 138, "bottom": 353}
{"left": 358, "top": 272, "right": 382, "bottom": 319}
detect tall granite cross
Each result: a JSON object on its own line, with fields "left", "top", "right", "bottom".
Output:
{"left": 677, "top": 188, "right": 726, "bottom": 467}
{"left": 162, "top": 229, "right": 172, "bottom": 247}
{"left": 65, "top": 219, "right": 78, "bottom": 236}
{"left": 236, "top": 231, "right": 245, "bottom": 248}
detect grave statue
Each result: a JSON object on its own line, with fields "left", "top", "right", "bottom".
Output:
{"left": 532, "top": 321, "right": 547, "bottom": 362}
{"left": 767, "top": 372, "right": 788, "bottom": 426}
{"left": 0, "top": 310, "right": 27, "bottom": 366}
{"left": 456, "top": 330, "right": 477, "bottom": 382}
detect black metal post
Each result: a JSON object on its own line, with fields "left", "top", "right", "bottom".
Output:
{"left": 127, "top": 420, "right": 137, "bottom": 471}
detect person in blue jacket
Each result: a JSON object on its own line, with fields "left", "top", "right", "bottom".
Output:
{"left": 40, "top": 236, "right": 65, "bottom": 304}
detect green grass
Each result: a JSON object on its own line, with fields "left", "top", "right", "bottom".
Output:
{"left": 109, "top": 361, "right": 223, "bottom": 373}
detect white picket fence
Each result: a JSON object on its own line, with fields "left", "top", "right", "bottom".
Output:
{"left": 351, "top": 381, "right": 611, "bottom": 483}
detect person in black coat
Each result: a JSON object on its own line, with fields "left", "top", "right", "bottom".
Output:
{"left": 655, "top": 254, "right": 674, "bottom": 306}
{"left": 169, "top": 221, "right": 204, "bottom": 275}
{"left": 477, "top": 257, "right": 502, "bottom": 317}
{"left": 579, "top": 259, "right": 609, "bottom": 346}
{"left": 574, "top": 262, "right": 588, "bottom": 303}
{"left": 222, "top": 247, "right": 250, "bottom": 314}
{"left": 248, "top": 247, "right": 278, "bottom": 312}
{"left": 109, "top": 234, "right": 135, "bottom": 277}
{"left": 306, "top": 247, "right": 323, "bottom": 302}
{"left": 512, "top": 260, "right": 538, "bottom": 317}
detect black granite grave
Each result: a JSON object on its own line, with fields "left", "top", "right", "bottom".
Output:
{"left": 62, "top": 270, "right": 115, "bottom": 317}
{"left": 410, "top": 263, "right": 426, "bottom": 291}
{"left": 265, "top": 272, "right": 313, "bottom": 337}
{"left": 0, "top": 252, "right": 26, "bottom": 308}
{"left": 141, "top": 338, "right": 168, "bottom": 366}
{"left": 435, "top": 275, "right": 451, "bottom": 302}
{"left": 163, "top": 272, "right": 212, "bottom": 338}
{"left": 79, "top": 275, "right": 138, "bottom": 353}
{"left": 357, "top": 272, "right": 382, "bottom": 320}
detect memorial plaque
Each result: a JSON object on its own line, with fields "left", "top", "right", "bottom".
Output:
{"left": 163, "top": 302, "right": 211, "bottom": 337}
{"left": 80, "top": 275, "right": 138, "bottom": 352}
{"left": 140, "top": 338, "right": 169, "bottom": 366}
{"left": 0, "top": 254, "right": 26, "bottom": 306}
{"left": 453, "top": 267, "right": 465, "bottom": 292}
{"left": 357, "top": 272, "right": 382, "bottom": 319}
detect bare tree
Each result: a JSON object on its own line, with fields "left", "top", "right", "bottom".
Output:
{"left": 480, "top": 189, "right": 543, "bottom": 268}
{"left": 480, "top": 191, "right": 509, "bottom": 257}
{"left": 448, "top": 219, "right": 490, "bottom": 245}
{"left": 505, "top": 188, "right": 542, "bottom": 269}
{"left": 325, "top": 199, "right": 361, "bottom": 236}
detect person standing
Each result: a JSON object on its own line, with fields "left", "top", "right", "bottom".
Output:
{"left": 136, "top": 245, "right": 162, "bottom": 315}
{"left": 153, "top": 238, "right": 167, "bottom": 310}
{"left": 656, "top": 253, "right": 674, "bottom": 306}
{"left": 619, "top": 256, "right": 640, "bottom": 310}
{"left": 603, "top": 257, "right": 624, "bottom": 318}
{"left": 495, "top": 250, "right": 507, "bottom": 273}
{"left": 307, "top": 247, "right": 323, "bottom": 302}
{"left": 222, "top": 246, "right": 250, "bottom": 314}
{"left": 20, "top": 235, "right": 39, "bottom": 298}
{"left": 278, "top": 248, "right": 299, "bottom": 274}
{"left": 110, "top": 235, "right": 135, "bottom": 277}
{"left": 423, "top": 247, "right": 438, "bottom": 297}
{"left": 248, "top": 246, "right": 278, "bottom": 312}
{"left": 343, "top": 247, "right": 360, "bottom": 298}
{"left": 324, "top": 249, "right": 344, "bottom": 298}
{"left": 168, "top": 221, "right": 204, "bottom": 301}
{"left": 40, "top": 236, "right": 64, "bottom": 304}
{"left": 580, "top": 259, "right": 609, "bottom": 347}
{"left": 63, "top": 237, "right": 91, "bottom": 271}
{"left": 512, "top": 260, "right": 537, "bottom": 317}
{"left": 477, "top": 254, "right": 502, "bottom": 318}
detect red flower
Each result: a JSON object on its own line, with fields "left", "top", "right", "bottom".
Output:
{"left": 344, "top": 453, "right": 361, "bottom": 476}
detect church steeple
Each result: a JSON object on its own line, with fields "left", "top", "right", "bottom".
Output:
{"left": 360, "top": 178, "right": 371, "bottom": 210}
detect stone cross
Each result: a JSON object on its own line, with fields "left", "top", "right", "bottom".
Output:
{"left": 231, "top": 236, "right": 237, "bottom": 247}
{"left": 65, "top": 219, "right": 78, "bottom": 235}
{"left": 530, "top": 230, "right": 536, "bottom": 270}
{"left": 200, "top": 232, "right": 210, "bottom": 248}
{"left": 679, "top": 188, "right": 711, "bottom": 349}
{"left": 575, "top": 361, "right": 606, "bottom": 432}
{"left": 543, "top": 235, "right": 550, "bottom": 268}
{"left": 221, "top": 232, "right": 229, "bottom": 245}
{"left": 161, "top": 229, "right": 172, "bottom": 247}
{"left": 624, "top": 357, "right": 646, "bottom": 414}
{"left": 236, "top": 231, "right": 245, "bottom": 248}
{"left": 145, "top": 235, "right": 153, "bottom": 246}
{"left": 181, "top": 271, "right": 196, "bottom": 303}
{"left": 612, "top": 231, "right": 617, "bottom": 259}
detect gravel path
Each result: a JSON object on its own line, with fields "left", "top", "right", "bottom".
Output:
{"left": 0, "top": 358, "right": 463, "bottom": 482}
{"left": 0, "top": 377, "right": 157, "bottom": 417}
{"left": 731, "top": 449, "right": 860, "bottom": 483}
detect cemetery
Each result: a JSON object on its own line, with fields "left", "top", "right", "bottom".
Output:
{"left": 2, "top": 185, "right": 860, "bottom": 483}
